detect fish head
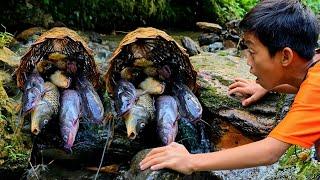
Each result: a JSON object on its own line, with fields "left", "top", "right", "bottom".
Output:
{"left": 22, "top": 87, "right": 42, "bottom": 115}
{"left": 25, "top": 73, "right": 45, "bottom": 91}
{"left": 30, "top": 102, "right": 52, "bottom": 135}
{"left": 124, "top": 105, "right": 149, "bottom": 139}
{"left": 173, "top": 83, "right": 202, "bottom": 121}
{"left": 61, "top": 119, "right": 79, "bottom": 151}
{"left": 184, "top": 93, "right": 202, "bottom": 121}
{"left": 156, "top": 96, "right": 179, "bottom": 145}
{"left": 115, "top": 80, "right": 137, "bottom": 116}
{"left": 118, "top": 91, "right": 136, "bottom": 115}
{"left": 159, "top": 119, "right": 178, "bottom": 145}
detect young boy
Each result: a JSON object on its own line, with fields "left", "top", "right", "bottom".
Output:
{"left": 140, "top": 0, "right": 320, "bottom": 174}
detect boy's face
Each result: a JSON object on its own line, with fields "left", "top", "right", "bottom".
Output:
{"left": 243, "top": 32, "right": 284, "bottom": 90}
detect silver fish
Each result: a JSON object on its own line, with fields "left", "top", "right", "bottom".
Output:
{"left": 156, "top": 95, "right": 179, "bottom": 145}
{"left": 77, "top": 77, "right": 104, "bottom": 123}
{"left": 59, "top": 90, "right": 81, "bottom": 151}
{"left": 114, "top": 80, "right": 137, "bottom": 116}
{"left": 172, "top": 83, "right": 202, "bottom": 122}
{"left": 22, "top": 72, "right": 45, "bottom": 115}
{"left": 124, "top": 90, "right": 154, "bottom": 139}
{"left": 31, "top": 82, "right": 59, "bottom": 135}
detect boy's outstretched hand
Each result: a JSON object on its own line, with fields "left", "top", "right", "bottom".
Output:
{"left": 228, "top": 78, "right": 268, "bottom": 106}
{"left": 140, "top": 142, "right": 194, "bottom": 175}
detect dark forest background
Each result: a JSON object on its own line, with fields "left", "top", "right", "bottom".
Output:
{"left": 0, "top": 0, "right": 319, "bottom": 33}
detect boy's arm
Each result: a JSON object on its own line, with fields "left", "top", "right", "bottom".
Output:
{"left": 140, "top": 137, "right": 290, "bottom": 174}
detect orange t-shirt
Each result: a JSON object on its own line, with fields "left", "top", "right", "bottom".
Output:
{"left": 268, "top": 54, "right": 320, "bottom": 148}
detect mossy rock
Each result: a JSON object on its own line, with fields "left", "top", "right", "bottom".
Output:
{"left": 190, "top": 52, "right": 289, "bottom": 140}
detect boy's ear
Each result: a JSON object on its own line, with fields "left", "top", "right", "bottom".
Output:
{"left": 281, "top": 47, "right": 294, "bottom": 66}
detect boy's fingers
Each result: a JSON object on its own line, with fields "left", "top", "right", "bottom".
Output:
{"left": 229, "top": 81, "right": 247, "bottom": 89}
{"left": 242, "top": 95, "right": 258, "bottom": 106}
{"left": 228, "top": 87, "right": 247, "bottom": 96}
{"left": 234, "top": 78, "right": 250, "bottom": 83}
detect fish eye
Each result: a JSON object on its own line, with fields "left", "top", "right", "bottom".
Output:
{"left": 63, "top": 135, "right": 68, "bottom": 141}
{"left": 140, "top": 122, "right": 145, "bottom": 128}
{"left": 43, "top": 119, "right": 48, "bottom": 125}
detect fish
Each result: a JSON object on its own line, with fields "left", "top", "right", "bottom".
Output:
{"left": 156, "top": 95, "right": 179, "bottom": 145}
{"left": 172, "top": 83, "right": 202, "bottom": 123}
{"left": 124, "top": 89, "right": 154, "bottom": 139}
{"left": 138, "top": 77, "right": 165, "bottom": 95}
{"left": 114, "top": 80, "right": 137, "bottom": 116}
{"left": 59, "top": 90, "right": 82, "bottom": 151}
{"left": 76, "top": 77, "right": 104, "bottom": 123}
{"left": 22, "top": 72, "right": 45, "bottom": 115}
{"left": 49, "top": 70, "right": 71, "bottom": 88}
{"left": 31, "top": 82, "right": 59, "bottom": 135}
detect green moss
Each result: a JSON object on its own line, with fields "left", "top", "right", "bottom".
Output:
{"left": 0, "top": 81, "right": 32, "bottom": 170}
{"left": 278, "top": 146, "right": 320, "bottom": 179}
{"left": 199, "top": 87, "right": 241, "bottom": 112}
{"left": 0, "top": 31, "right": 13, "bottom": 49}
{"left": 211, "top": 75, "right": 233, "bottom": 87}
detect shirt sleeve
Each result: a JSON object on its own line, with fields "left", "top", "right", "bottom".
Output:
{"left": 268, "top": 64, "right": 320, "bottom": 148}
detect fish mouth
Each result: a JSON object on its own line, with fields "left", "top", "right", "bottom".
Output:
{"left": 31, "top": 128, "right": 40, "bottom": 135}
{"left": 31, "top": 120, "right": 41, "bottom": 135}
{"left": 128, "top": 132, "right": 137, "bottom": 139}
{"left": 126, "top": 121, "right": 138, "bottom": 139}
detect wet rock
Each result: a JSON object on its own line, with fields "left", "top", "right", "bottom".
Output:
{"left": 181, "top": 37, "right": 201, "bottom": 56}
{"left": 87, "top": 31, "right": 103, "bottom": 43}
{"left": 208, "top": 42, "right": 224, "bottom": 52}
{"left": 225, "top": 34, "right": 240, "bottom": 42}
{"left": 196, "top": 22, "right": 222, "bottom": 34}
{"left": 177, "top": 118, "right": 211, "bottom": 154}
{"left": 218, "top": 109, "right": 273, "bottom": 137}
{"left": 122, "top": 149, "right": 221, "bottom": 180}
{"left": 223, "top": 40, "right": 237, "bottom": 49}
{"left": 225, "top": 20, "right": 240, "bottom": 29}
{"left": 191, "top": 52, "right": 290, "bottom": 144}
{"left": 198, "top": 33, "right": 221, "bottom": 46}
{"left": 0, "top": 47, "right": 20, "bottom": 69}
{"left": 0, "top": 47, "right": 21, "bottom": 97}
{"left": 15, "top": 27, "right": 46, "bottom": 45}
{"left": 276, "top": 94, "right": 295, "bottom": 121}
{"left": 88, "top": 42, "right": 112, "bottom": 74}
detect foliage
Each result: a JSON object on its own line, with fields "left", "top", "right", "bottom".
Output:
{"left": 0, "top": 0, "right": 319, "bottom": 32}
{"left": 279, "top": 146, "right": 320, "bottom": 179}
{"left": 0, "top": 81, "right": 31, "bottom": 166}
{"left": 0, "top": 30, "right": 13, "bottom": 49}
{"left": 202, "top": 0, "right": 258, "bottom": 24}
{"left": 302, "top": 0, "right": 320, "bottom": 14}
{"left": 40, "top": 0, "right": 174, "bottom": 30}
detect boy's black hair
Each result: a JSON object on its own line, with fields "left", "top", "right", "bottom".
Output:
{"left": 240, "top": 0, "right": 319, "bottom": 60}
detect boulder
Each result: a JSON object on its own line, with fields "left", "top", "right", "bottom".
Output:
{"left": 196, "top": 22, "right": 222, "bottom": 33}
{"left": 181, "top": 36, "right": 201, "bottom": 56}
{"left": 122, "top": 149, "right": 221, "bottom": 179}
{"left": 191, "top": 52, "right": 289, "bottom": 149}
